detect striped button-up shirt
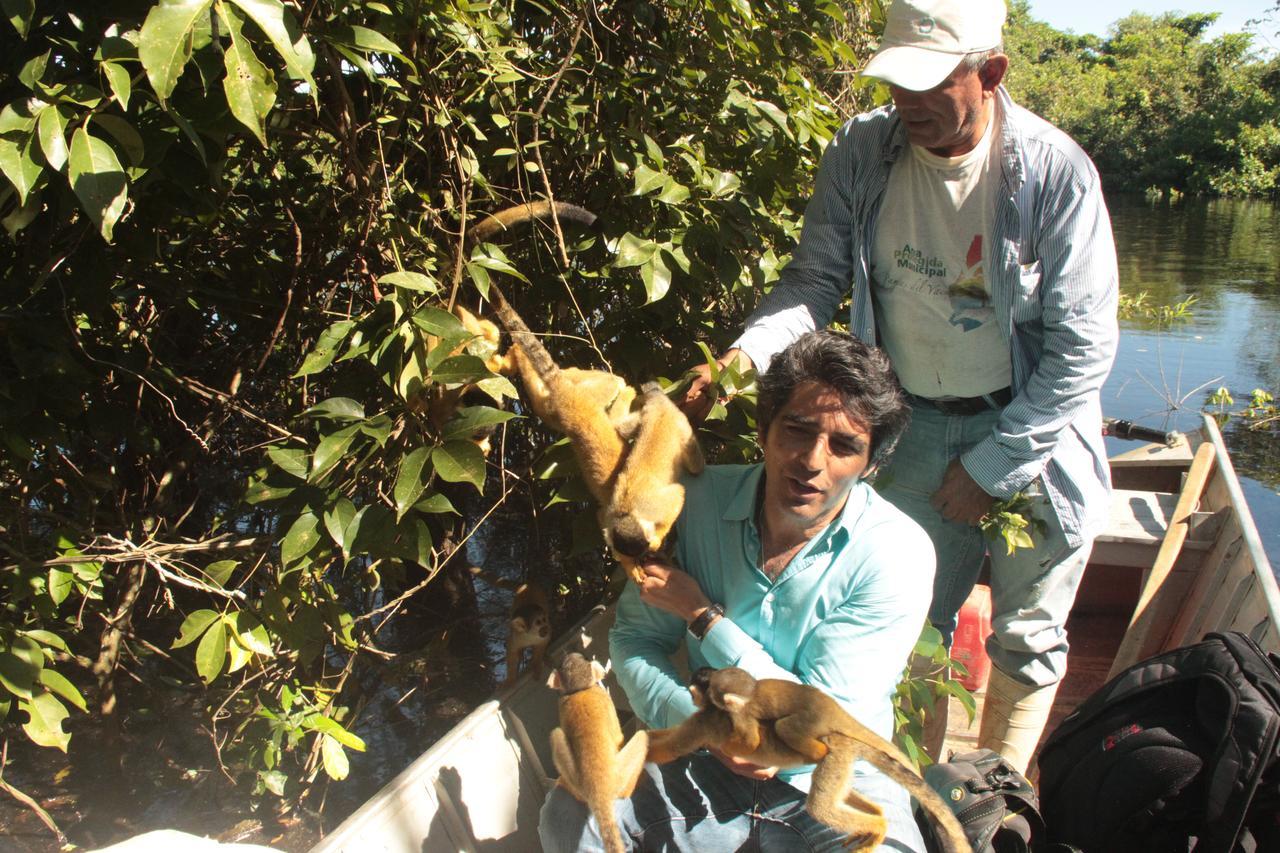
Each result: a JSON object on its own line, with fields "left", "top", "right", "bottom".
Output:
{"left": 733, "top": 88, "right": 1119, "bottom": 547}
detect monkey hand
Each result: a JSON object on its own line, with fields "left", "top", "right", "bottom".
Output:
{"left": 636, "top": 559, "right": 711, "bottom": 623}
{"left": 710, "top": 746, "right": 777, "bottom": 780}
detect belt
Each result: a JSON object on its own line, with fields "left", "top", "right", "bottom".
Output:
{"left": 911, "top": 387, "right": 1012, "bottom": 416}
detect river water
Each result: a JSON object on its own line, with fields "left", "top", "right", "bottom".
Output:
{"left": 1101, "top": 194, "right": 1280, "bottom": 569}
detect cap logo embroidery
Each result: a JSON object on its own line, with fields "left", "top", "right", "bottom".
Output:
{"left": 915, "top": 16, "right": 935, "bottom": 34}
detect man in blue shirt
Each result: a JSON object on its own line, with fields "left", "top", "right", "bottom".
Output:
{"left": 539, "top": 330, "right": 935, "bottom": 852}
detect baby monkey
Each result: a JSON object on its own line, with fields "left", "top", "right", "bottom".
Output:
{"left": 547, "top": 653, "right": 649, "bottom": 853}
{"left": 647, "top": 668, "right": 971, "bottom": 853}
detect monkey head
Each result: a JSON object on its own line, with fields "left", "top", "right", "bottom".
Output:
{"left": 703, "top": 667, "right": 758, "bottom": 713}
{"left": 603, "top": 488, "right": 685, "bottom": 559}
{"left": 688, "top": 667, "right": 717, "bottom": 708}
{"left": 510, "top": 603, "right": 551, "bottom": 645}
{"left": 547, "top": 652, "right": 608, "bottom": 695}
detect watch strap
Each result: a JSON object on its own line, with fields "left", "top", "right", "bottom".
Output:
{"left": 688, "top": 603, "right": 724, "bottom": 640}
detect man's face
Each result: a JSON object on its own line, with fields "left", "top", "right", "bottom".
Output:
{"left": 889, "top": 58, "right": 1000, "bottom": 157}
{"left": 762, "top": 381, "right": 873, "bottom": 533}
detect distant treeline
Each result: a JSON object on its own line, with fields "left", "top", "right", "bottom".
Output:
{"left": 1002, "top": 0, "right": 1280, "bottom": 197}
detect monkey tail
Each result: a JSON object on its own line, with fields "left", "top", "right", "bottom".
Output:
{"left": 460, "top": 201, "right": 597, "bottom": 385}
{"left": 588, "top": 793, "right": 627, "bottom": 853}
{"left": 852, "top": 740, "right": 971, "bottom": 853}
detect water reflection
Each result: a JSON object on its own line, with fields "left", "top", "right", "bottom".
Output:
{"left": 1102, "top": 193, "right": 1280, "bottom": 567}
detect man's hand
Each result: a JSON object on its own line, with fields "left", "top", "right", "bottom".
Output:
{"left": 636, "top": 557, "right": 711, "bottom": 623}
{"left": 709, "top": 746, "right": 777, "bottom": 780}
{"left": 930, "top": 458, "right": 996, "bottom": 525}
{"left": 676, "top": 349, "right": 754, "bottom": 423}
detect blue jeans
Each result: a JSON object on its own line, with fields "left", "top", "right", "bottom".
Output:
{"left": 538, "top": 751, "right": 925, "bottom": 852}
{"left": 879, "top": 403, "right": 1092, "bottom": 688}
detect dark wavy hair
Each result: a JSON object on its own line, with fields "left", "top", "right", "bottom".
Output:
{"left": 756, "top": 330, "right": 911, "bottom": 468}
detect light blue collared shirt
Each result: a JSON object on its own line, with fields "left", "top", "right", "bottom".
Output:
{"left": 610, "top": 464, "right": 934, "bottom": 791}
{"left": 732, "top": 88, "right": 1119, "bottom": 548}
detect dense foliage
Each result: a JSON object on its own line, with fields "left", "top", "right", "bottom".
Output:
{"left": 0, "top": 0, "right": 876, "bottom": 838}
{"left": 1003, "top": 0, "right": 1280, "bottom": 196}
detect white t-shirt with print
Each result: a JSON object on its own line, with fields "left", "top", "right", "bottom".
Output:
{"left": 871, "top": 109, "right": 1011, "bottom": 399}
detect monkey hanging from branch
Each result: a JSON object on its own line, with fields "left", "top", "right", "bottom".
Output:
{"left": 460, "top": 202, "right": 704, "bottom": 584}
{"left": 646, "top": 667, "right": 972, "bottom": 853}
{"left": 547, "top": 653, "right": 649, "bottom": 853}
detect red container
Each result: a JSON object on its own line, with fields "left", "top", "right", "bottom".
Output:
{"left": 952, "top": 583, "right": 993, "bottom": 691}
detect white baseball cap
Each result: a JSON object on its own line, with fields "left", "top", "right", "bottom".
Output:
{"left": 862, "top": 0, "right": 1007, "bottom": 92}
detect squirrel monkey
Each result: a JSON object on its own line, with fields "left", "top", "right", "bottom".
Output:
{"left": 468, "top": 567, "right": 553, "bottom": 687}
{"left": 547, "top": 653, "right": 649, "bottom": 853}
{"left": 647, "top": 668, "right": 972, "bottom": 853}
{"left": 603, "top": 382, "right": 704, "bottom": 567}
{"left": 467, "top": 203, "right": 637, "bottom": 509}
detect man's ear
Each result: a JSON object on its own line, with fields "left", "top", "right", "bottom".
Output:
{"left": 979, "top": 53, "right": 1008, "bottom": 92}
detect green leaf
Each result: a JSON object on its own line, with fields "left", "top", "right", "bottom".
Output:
{"left": 431, "top": 440, "right": 486, "bottom": 492}
{"left": 393, "top": 447, "right": 432, "bottom": 521}
{"left": 412, "top": 493, "right": 458, "bottom": 515}
{"left": 613, "top": 233, "right": 658, "bottom": 268}
{"left": 1, "top": 0, "right": 34, "bottom": 39}
{"left": 20, "top": 693, "right": 70, "bottom": 751}
{"left": 753, "top": 98, "right": 790, "bottom": 134}
{"left": 230, "top": 611, "right": 273, "bottom": 655}
{"left": 18, "top": 631, "right": 67, "bottom": 653}
{"left": 329, "top": 23, "right": 403, "bottom": 56}
{"left": 102, "top": 61, "right": 132, "bottom": 110}
{"left": 259, "top": 769, "right": 287, "bottom": 796}
{"left": 310, "top": 424, "right": 359, "bottom": 480}
{"left": 195, "top": 617, "right": 227, "bottom": 684}
{"left": 39, "top": 669, "right": 87, "bottom": 712}
{"left": 47, "top": 566, "right": 73, "bottom": 606}
{"left": 632, "top": 163, "right": 667, "bottom": 195}
{"left": 323, "top": 498, "right": 357, "bottom": 558}
{"left": 90, "top": 115, "right": 145, "bottom": 167}
{"left": 410, "top": 307, "right": 465, "bottom": 337}
{"left": 0, "top": 129, "right": 42, "bottom": 205}
{"left": 280, "top": 510, "right": 322, "bottom": 566}
{"left": 203, "top": 560, "right": 238, "bottom": 587}
{"left": 431, "top": 354, "right": 489, "bottom": 386}
{"left": 294, "top": 319, "right": 354, "bottom": 377}
{"left": 379, "top": 270, "right": 438, "bottom": 293}
{"left": 68, "top": 127, "right": 128, "bottom": 242}
{"left": 442, "top": 406, "right": 518, "bottom": 440}
{"left": 321, "top": 734, "right": 349, "bottom": 780}
{"left": 266, "top": 446, "right": 309, "bottom": 480}
{"left": 35, "top": 104, "right": 66, "bottom": 171}
{"left": 640, "top": 252, "right": 672, "bottom": 303}
{"left": 172, "top": 609, "right": 220, "bottom": 649}
{"left": 227, "top": 0, "right": 316, "bottom": 94}
{"left": 656, "top": 180, "right": 690, "bottom": 205}
{"left": 304, "top": 397, "right": 365, "bottom": 421}
{"left": 139, "top": 0, "right": 214, "bottom": 103}
{"left": 0, "top": 650, "right": 38, "bottom": 698}
{"left": 305, "top": 713, "right": 366, "bottom": 750}
{"left": 218, "top": 3, "right": 277, "bottom": 145}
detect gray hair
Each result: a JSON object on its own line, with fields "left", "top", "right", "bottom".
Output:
{"left": 961, "top": 46, "right": 1005, "bottom": 73}
{"left": 756, "top": 330, "right": 911, "bottom": 469}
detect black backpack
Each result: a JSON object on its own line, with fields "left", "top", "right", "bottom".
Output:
{"left": 922, "top": 748, "right": 1054, "bottom": 853}
{"left": 1036, "top": 631, "right": 1280, "bottom": 852}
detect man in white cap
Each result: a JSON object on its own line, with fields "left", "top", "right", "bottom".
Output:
{"left": 683, "top": 0, "right": 1119, "bottom": 776}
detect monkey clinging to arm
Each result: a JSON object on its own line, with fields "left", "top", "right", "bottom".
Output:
{"left": 647, "top": 667, "right": 971, "bottom": 853}
{"left": 547, "top": 653, "right": 649, "bottom": 853}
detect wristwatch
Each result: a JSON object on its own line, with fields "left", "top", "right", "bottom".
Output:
{"left": 687, "top": 603, "right": 724, "bottom": 640}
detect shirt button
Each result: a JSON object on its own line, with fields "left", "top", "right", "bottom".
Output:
{"left": 764, "top": 593, "right": 774, "bottom": 602}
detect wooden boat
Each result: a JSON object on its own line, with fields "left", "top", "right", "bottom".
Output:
{"left": 309, "top": 413, "right": 1277, "bottom": 853}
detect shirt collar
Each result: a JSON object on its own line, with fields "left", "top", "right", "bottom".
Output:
{"left": 723, "top": 464, "right": 871, "bottom": 550}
